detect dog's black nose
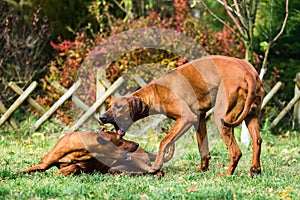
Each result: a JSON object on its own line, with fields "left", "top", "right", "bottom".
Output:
{"left": 99, "top": 114, "right": 107, "bottom": 123}
{"left": 134, "top": 142, "right": 139, "bottom": 148}
{"left": 133, "top": 142, "right": 139, "bottom": 151}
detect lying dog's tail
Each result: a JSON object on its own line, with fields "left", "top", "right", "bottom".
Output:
{"left": 221, "top": 74, "right": 256, "bottom": 127}
{"left": 18, "top": 164, "right": 48, "bottom": 174}
{"left": 147, "top": 128, "right": 175, "bottom": 163}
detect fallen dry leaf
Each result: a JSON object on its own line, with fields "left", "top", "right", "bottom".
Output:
{"left": 140, "top": 194, "right": 149, "bottom": 200}
{"left": 285, "top": 186, "right": 293, "bottom": 191}
{"left": 187, "top": 186, "right": 197, "bottom": 192}
{"left": 280, "top": 191, "right": 292, "bottom": 200}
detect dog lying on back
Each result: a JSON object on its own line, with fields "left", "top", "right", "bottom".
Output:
{"left": 19, "top": 128, "right": 174, "bottom": 176}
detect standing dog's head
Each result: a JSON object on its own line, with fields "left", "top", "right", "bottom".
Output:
{"left": 99, "top": 96, "right": 149, "bottom": 137}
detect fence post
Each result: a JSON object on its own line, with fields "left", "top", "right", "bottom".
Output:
{"left": 31, "top": 80, "right": 81, "bottom": 132}
{"left": 262, "top": 81, "right": 283, "bottom": 109}
{"left": 97, "top": 69, "right": 106, "bottom": 114}
{"left": 51, "top": 81, "right": 99, "bottom": 121}
{"left": 66, "top": 77, "right": 124, "bottom": 133}
{"left": 0, "top": 81, "right": 37, "bottom": 127}
{"left": 0, "top": 100, "right": 18, "bottom": 131}
{"left": 9, "top": 82, "right": 66, "bottom": 128}
{"left": 293, "top": 72, "right": 300, "bottom": 129}
{"left": 98, "top": 74, "right": 122, "bottom": 98}
{"left": 134, "top": 75, "right": 147, "bottom": 87}
{"left": 9, "top": 82, "right": 47, "bottom": 114}
{"left": 271, "top": 92, "right": 300, "bottom": 128}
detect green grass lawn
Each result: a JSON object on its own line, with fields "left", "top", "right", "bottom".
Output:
{"left": 0, "top": 118, "right": 299, "bottom": 200}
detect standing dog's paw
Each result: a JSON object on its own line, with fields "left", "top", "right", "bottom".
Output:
{"left": 149, "top": 163, "right": 162, "bottom": 174}
{"left": 196, "top": 166, "right": 209, "bottom": 173}
{"left": 251, "top": 167, "right": 261, "bottom": 178}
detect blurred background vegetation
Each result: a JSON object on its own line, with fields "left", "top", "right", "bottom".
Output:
{"left": 0, "top": 0, "right": 299, "bottom": 131}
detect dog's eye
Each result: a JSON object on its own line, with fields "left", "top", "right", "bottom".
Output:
{"left": 114, "top": 104, "right": 123, "bottom": 109}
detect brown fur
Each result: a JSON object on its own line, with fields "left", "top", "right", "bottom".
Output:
{"left": 19, "top": 129, "right": 174, "bottom": 176}
{"left": 100, "top": 55, "right": 264, "bottom": 176}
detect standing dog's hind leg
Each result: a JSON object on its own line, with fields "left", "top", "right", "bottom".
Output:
{"left": 221, "top": 126, "right": 242, "bottom": 175}
{"left": 245, "top": 117, "right": 262, "bottom": 177}
{"left": 215, "top": 112, "right": 242, "bottom": 175}
{"left": 195, "top": 115, "right": 210, "bottom": 172}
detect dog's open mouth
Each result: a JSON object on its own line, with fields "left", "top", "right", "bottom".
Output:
{"left": 118, "top": 129, "right": 125, "bottom": 136}
{"left": 113, "top": 123, "right": 126, "bottom": 137}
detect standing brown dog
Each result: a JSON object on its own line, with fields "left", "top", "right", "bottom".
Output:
{"left": 99, "top": 55, "right": 264, "bottom": 177}
{"left": 19, "top": 129, "right": 174, "bottom": 176}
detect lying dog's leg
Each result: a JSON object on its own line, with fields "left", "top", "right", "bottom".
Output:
{"left": 108, "top": 164, "right": 147, "bottom": 176}
{"left": 245, "top": 117, "right": 262, "bottom": 177}
{"left": 195, "top": 115, "right": 211, "bottom": 172}
{"left": 108, "top": 165, "right": 164, "bottom": 177}
{"left": 115, "top": 156, "right": 153, "bottom": 173}
{"left": 59, "top": 164, "right": 82, "bottom": 176}
{"left": 19, "top": 133, "right": 79, "bottom": 174}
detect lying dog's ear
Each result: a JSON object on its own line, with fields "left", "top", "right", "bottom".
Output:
{"left": 97, "top": 133, "right": 111, "bottom": 145}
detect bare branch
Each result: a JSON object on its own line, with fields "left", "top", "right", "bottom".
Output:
{"left": 215, "top": 0, "right": 247, "bottom": 34}
{"left": 201, "top": 0, "right": 246, "bottom": 43}
{"left": 234, "top": 0, "right": 248, "bottom": 31}
{"left": 261, "top": 0, "right": 289, "bottom": 71}
{"left": 272, "top": 0, "right": 289, "bottom": 43}
{"left": 223, "top": 0, "right": 245, "bottom": 35}
{"left": 112, "top": 0, "right": 132, "bottom": 18}
{"left": 233, "top": 0, "right": 240, "bottom": 14}
{"left": 215, "top": 0, "right": 248, "bottom": 31}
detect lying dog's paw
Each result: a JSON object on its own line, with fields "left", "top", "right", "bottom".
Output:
{"left": 153, "top": 171, "right": 164, "bottom": 179}
{"left": 126, "top": 171, "right": 144, "bottom": 177}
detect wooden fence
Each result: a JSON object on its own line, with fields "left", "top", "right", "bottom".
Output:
{"left": 0, "top": 69, "right": 145, "bottom": 133}
{"left": 0, "top": 70, "right": 299, "bottom": 133}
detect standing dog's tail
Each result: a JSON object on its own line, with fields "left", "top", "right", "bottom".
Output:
{"left": 221, "top": 74, "right": 256, "bottom": 127}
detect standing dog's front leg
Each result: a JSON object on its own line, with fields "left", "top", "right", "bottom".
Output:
{"left": 150, "top": 115, "right": 197, "bottom": 173}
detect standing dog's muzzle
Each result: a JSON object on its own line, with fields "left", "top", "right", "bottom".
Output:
{"left": 99, "top": 113, "right": 108, "bottom": 124}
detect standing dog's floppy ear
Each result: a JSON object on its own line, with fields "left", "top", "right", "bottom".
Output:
{"left": 97, "top": 133, "right": 111, "bottom": 145}
{"left": 128, "top": 96, "right": 149, "bottom": 121}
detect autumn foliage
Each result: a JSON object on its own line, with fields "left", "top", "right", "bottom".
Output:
{"left": 37, "top": 1, "right": 245, "bottom": 124}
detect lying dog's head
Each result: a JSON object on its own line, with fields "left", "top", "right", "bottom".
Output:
{"left": 99, "top": 96, "right": 149, "bottom": 137}
{"left": 96, "top": 130, "right": 141, "bottom": 164}
{"left": 96, "top": 130, "right": 139, "bottom": 153}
